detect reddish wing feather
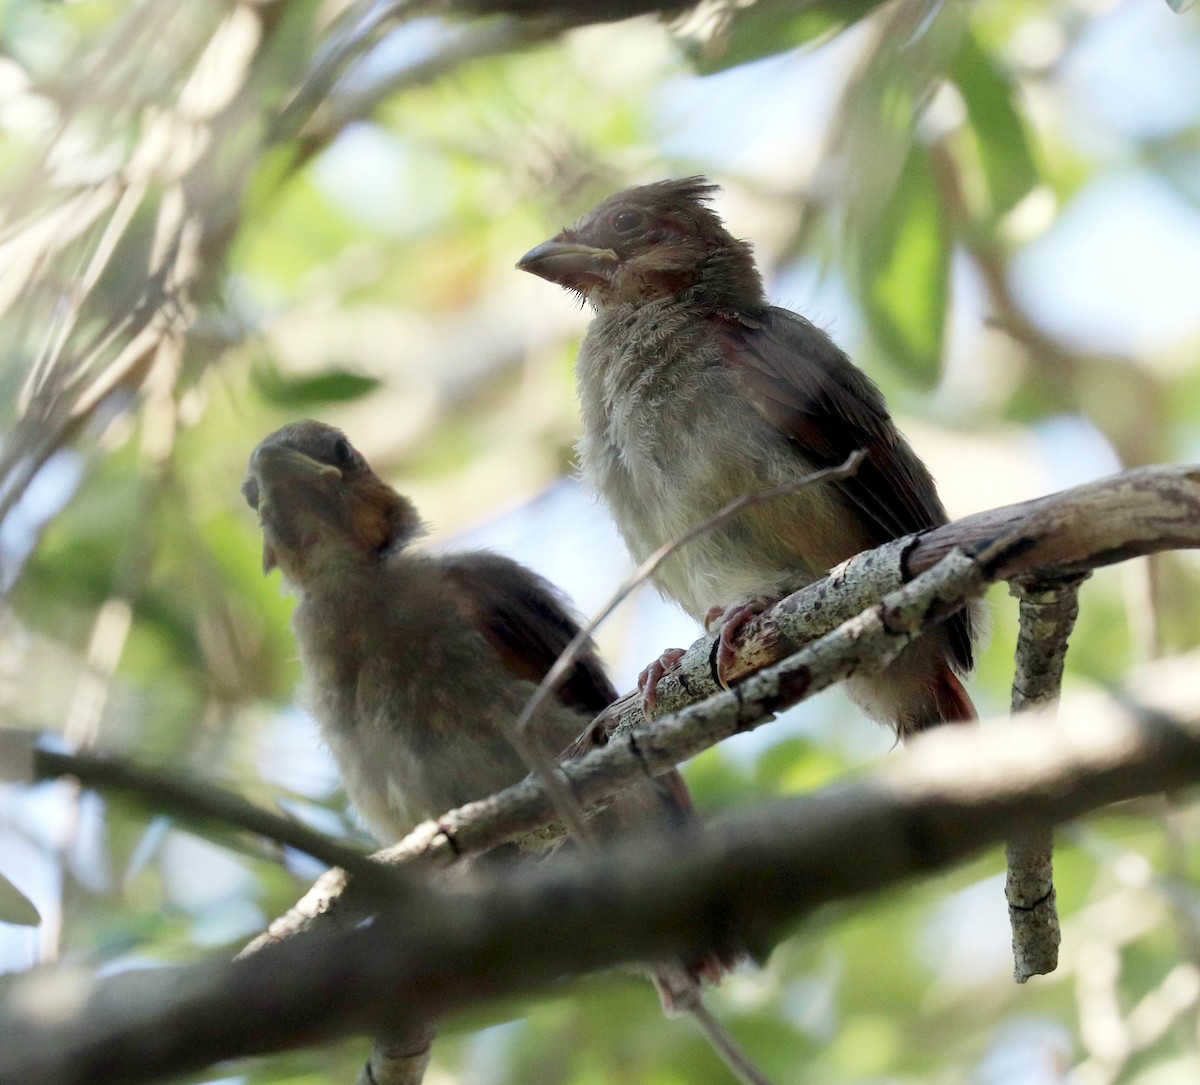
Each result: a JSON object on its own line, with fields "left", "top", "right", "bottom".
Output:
{"left": 440, "top": 552, "right": 617, "bottom": 716}
{"left": 441, "top": 552, "right": 694, "bottom": 822}
{"left": 713, "top": 307, "right": 975, "bottom": 673}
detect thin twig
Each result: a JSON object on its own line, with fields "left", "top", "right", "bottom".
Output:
{"left": 29, "top": 745, "right": 403, "bottom": 893}
{"left": 356, "top": 1023, "right": 437, "bottom": 1085}
{"left": 497, "top": 451, "right": 863, "bottom": 842}
{"left": 1005, "top": 574, "right": 1086, "bottom": 981}
{"left": 685, "top": 997, "right": 775, "bottom": 1085}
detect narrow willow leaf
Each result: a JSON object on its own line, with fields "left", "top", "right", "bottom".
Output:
{"left": 252, "top": 361, "right": 381, "bottom": 407}
{"left": 953, "top": 33, "right": 1039, "bottom": 217}
{"left": 854, "top": 145, "right": 949, "bottom": 387}
{"left": 691, "top": 0, "right": 883, "bottom": 74}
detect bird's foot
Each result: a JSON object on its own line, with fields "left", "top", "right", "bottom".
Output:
{"left": 652, "top": 950, "right": 744, "bottom": 1016}
{"left": 705, "top": 596, "right": 779, "bottom": 688}
{"left": 637, "top": 647, "right": 688, "bottom": 716}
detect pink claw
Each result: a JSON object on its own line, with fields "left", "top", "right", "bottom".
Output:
{"left": 706, "top": 596, "right": 779, "bottom": 688}
{"left": 637, "top": 647, "right": 688, "bottom": 715}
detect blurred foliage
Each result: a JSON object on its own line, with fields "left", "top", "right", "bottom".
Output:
{"left": 2, "top": 0, "right": 1200, "bottom": 1082}
{"left": 0, "top": 869, "right": 38, "bottom": 926}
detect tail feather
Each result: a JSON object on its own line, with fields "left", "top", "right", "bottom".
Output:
{"left": 896, "top": 663, "right": 976, "bottom": 739}
{"left": 848, "top": 640, "right": 977, "bottom": 740}
{"left": 930, "top": 665, "right": 977, "bottom": 727}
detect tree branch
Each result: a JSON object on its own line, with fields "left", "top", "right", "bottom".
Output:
{"left": 606, "top": 462, "right": 1200, "bottom": 733}
{"left": 242, "top": 537, "right": 999, "bottom": 954}
{"left": 242, "top": 463, "right": 1200, "bottom": 956}
{"left": 1005, "top": 575, "right": 1085, "bottom": 981}
{"left": 8, "top": 666, "right": 1200, "bottom": 1085}
{"left": 356, "top": 1023, "right": 436, "bottom": 1085}
{"left": 16, "top": 742, "right": 406, "bottom": 894}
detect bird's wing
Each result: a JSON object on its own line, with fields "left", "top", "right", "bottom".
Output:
{"left": 713, "top": 306, "right": 974, "bottom": 671}
{"left": 441, "top": 551, "right": 695, "bottom": 819}
{"left": 440, "top": 551, "right": 618, "bottom": 718}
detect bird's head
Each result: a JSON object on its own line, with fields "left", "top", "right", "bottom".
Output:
{"left": 517, "top": 176, "right": 764, "bottom": 310}
{"left": 244, "top": 421, "right": 422, "bottom": 588}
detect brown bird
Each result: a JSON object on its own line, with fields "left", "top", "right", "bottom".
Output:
{"left": 518, "top": 177, "right": 977, "bottom": 737}
{"left": 243, "top": 420, "right": 729, "bottom": 1003}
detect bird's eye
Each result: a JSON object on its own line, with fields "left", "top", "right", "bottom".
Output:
{"left": 332, "top": 436, "right": 356, "bottom": 467}
{"left": 612, "top": 209, "right": 644, "bottom": 234}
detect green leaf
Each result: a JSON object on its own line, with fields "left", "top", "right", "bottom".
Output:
{"left": 953, "top": 32, "right": 1039, "bottom": 217}
{"left": 0, "top": 871, "right": 40, "bottom": 927}
{"left": 853, "top": 144, "right": 949, "bottom": 387}
{"left": 251, "top": 360, "right": 381, "bottom": 408}
{"left": 691, "top": 0, "right": 883, "bottom": 74}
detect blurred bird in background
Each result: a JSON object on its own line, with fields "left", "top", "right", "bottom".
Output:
{"left": 519, "top": 177, "right": 977, "bottom": 737}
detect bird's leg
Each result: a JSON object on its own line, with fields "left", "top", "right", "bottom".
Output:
{"left": 638, "top": 647, "right": 688, "bottom": 715}
{"left": 705, "top": 596, "right": 779, "bottom": 688}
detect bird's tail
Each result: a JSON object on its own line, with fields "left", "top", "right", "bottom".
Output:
{"left": 849, "top": 634, "right": 977, "bottom": 740}
{"left": 652, "top": 951, "right": 744, "bottom": 1016}
{"left": 888, "top": 660, "right": 977, "bottom": 739}
{"left": 928, "top": 664, "right": 977, "bottom": 727}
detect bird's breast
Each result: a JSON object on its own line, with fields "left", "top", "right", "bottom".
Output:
{"left": 577, "top": 304, "right": 851, "bottom": 619}
{"left": 291, "top": 580, "right": 586, "bottom": 843}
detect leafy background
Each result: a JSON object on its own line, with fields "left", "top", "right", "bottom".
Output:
{"left": 2, "top": 0, "right": 1200, "bottom": 1081}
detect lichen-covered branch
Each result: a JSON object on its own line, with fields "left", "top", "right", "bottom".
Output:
{"left": 9, "top": 666, "right": 1200, "bottom": 1085}
{"left": 1005, "top": 575, "right": 1086, "bottom": 981}
{"left": 603, "top": 462, "right": 1200, "bottom": 734}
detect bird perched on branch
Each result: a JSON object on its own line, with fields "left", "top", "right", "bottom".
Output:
{"left": 518, "top": 177, "right": 977, "bottom": 737}
{"left": 243, "top": 419, "right": 696, "bottom": 843}
{"left": 243, "top": 421, "right": 731, "bottom": 1007}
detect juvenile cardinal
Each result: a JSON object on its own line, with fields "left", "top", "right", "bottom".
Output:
{"left": 243, "top": 419, "right": 695, "bottom": 843}
{"left": 518, "top": 177, "right": 977, "bottom": 736}
{"left": 243, "top": 420, "right": 728, "bottom": 1007}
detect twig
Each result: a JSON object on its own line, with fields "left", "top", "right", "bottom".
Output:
{"left": 27, "top": 744, "right": 403, "bottom": 893}
{"left": 298, "top": 19, "right": 546, "bottom": 161}
{"left": 593, "top": 461, "right": 1200, "bottom": 740}
{"left": 270, "top": 0, "right": 431, "bottom": 144}
{"left": 686, "top": 998, "right": 774, "bottom": 1085}
{"left": 1005, "top": 575, "right": 1085, "bottom": 981}
{"left": 356, "top": 1023, "right": 437, "bottom": 1085}
{"left": 12, "top": 666, "right": 1200, "bottom": 1085}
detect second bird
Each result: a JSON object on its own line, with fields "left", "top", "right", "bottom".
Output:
{"left": 518, "top": 177, "right": 977, "bottom": 736}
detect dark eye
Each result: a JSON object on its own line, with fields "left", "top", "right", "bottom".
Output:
{"left": 332, "top": 436, "right": 356, "bottom": 467}
{"left": 612, "top": 209, "right": 644, "bottom": 234}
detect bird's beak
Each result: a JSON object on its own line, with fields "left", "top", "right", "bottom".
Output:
{"left": 247, "top": 445, "right": 344, "bottom": 573}
{"left": 250, "top": 444, "right": 342, "bottom": 491}
{"left": 516, "top": 237, "right": 619, "bottom": 286}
